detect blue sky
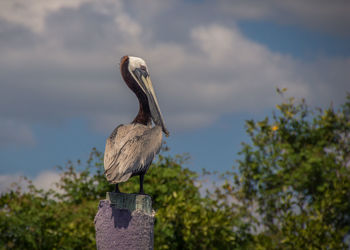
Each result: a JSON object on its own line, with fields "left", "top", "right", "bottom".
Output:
{"left": 0, "top": 0, "right": 349, "bottom": 191}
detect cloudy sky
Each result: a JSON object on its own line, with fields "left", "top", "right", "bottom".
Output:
{"left": 1, "top": 0, "right": 349, "bottom": 191}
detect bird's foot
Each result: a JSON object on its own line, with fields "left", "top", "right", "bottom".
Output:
{"left": 138, "top": 187, "right": 146, "bottom": 195}
{"left": 139, "top": 174, "right": 146, "bottom": 195}
{"left": 114, "top": 184, "right": 121, "bottom": 193}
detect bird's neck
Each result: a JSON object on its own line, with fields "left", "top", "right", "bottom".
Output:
{"left": 133, "top": 99, "right": 151, "bottom": 126}
{"left": 120, "top": 58, "right": 152, "bottom": 126}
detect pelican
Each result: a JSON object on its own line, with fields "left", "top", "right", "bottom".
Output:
{"left": 104, "top": 55, "right": 169, "bottom": 194}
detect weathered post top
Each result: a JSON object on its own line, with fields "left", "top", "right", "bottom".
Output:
{"left": 106, "top": 192, "right": 153, "bottom": 215}
{"left": 95, "top": 193, "right": 155, "bottom": 250}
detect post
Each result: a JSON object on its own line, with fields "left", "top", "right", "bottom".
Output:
{"left": 94, "top": 192, "right": 155, "bottom": 250}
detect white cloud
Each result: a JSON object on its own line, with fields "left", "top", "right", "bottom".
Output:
{"left": 157, "top": 24, "right": 310, "bottom": 115}
{"left": 217, "top": 0, "right": 350, "bottom": 36}
{"left": 0, "top": 0, "right": 349, "bottom": 145}
{"left": 0, "top": 0, "right": 94, "bottom": 33}
{"left": 295, "top": 57, "right": 350, "bottom": 106}
{"left": 0, "top": 174, "right": 22, "bottom": 194}
{"left": 0, "top": 171, "right": 61, "bottom": 194}
{"left": 115, "top": 13, "right": 141, "bottom": 38}
{"left": 4, "top": 0, "right": 348, "bottom": 36}
{"left": 33, "top": 171, "right": 61, "bottom": 191}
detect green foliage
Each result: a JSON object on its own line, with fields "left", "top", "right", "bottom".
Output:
{"left": 144, "top": 155, "right": 252, "bottom": 249}
{"left": 1, "top": 91, "right": 350, "bottom": 249}
{"left": 234, "top": 91, "right": 350, "bottom": 249}
{"left": 0, "top": 183, "right": 96, "bottom": 249}
{"left": 0, "top": 149, "right": 250, "bottom": 249}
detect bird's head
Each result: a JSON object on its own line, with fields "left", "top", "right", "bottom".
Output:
{"left": 120, "top": 55, "right": 169, "bottom": 136}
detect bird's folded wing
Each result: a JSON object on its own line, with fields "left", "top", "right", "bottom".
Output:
{"left": 104, "top": 125, "right": 162, "bottom": 183}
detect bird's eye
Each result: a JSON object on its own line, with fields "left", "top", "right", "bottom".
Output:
{"left": 140, "top": 65, "right": 147, "bottom": 71}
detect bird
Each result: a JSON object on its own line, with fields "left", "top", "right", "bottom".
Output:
{"left": 104, "top": 55, "right": 169, "bottom": 194}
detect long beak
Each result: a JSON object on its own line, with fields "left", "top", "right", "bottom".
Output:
{"left": 132, "top": 69, "right": 169, "bottom": 136}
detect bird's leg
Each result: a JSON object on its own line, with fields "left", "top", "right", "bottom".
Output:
{"left": 115, "top": 183, "right": 121, "bottom": 193}
{"left": 139, "top": 174, "right": 145, "bottom": 194}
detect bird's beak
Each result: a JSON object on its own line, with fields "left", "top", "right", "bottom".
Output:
{"left": 132, "top": 68, "right": 169, "bottom": 136}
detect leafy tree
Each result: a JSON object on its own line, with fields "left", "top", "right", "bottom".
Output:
{"left": 2, "top": 91, "right": 349, "bottom": 249}
{"left": 0, "top": 149, "right": 251, "bottom": 249}
{"left": 234, "top": 90, "right": 350, "bottom": 249}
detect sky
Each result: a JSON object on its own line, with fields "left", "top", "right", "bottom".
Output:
{"left": 1, "top": 0, "right": 350, "bottom": 192}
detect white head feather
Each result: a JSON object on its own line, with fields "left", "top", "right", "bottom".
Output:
{"left": 128, "top": 56, "right": 149, "bottom": 73}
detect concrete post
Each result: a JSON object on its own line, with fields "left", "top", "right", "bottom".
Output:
{"left": 94, "top": 192, "right": 155, "bottom": 250}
